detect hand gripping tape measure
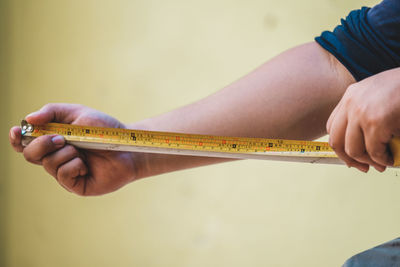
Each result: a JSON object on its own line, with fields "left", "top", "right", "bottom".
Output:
{"left": 20, "top": 120, "right": 400, "bottom": 167}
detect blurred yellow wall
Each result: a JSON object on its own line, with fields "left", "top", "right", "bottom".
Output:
{"left": 1, "top": 0, "right": 11, "bottom": 266}
{"left": 5, "top": 0, "right": 400, "bottom": 266}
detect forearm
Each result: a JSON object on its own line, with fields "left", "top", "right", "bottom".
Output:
{"left": 128, "top": 42, "right": 355, "bottom": 179}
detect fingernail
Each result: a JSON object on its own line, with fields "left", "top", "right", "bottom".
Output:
{"left": 51, "top": 135, "right": 65, "bottom": 145}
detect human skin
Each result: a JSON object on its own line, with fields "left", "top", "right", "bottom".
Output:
{"left": 327, "top": 67, "right": 400, "bottom": 173}
{"left": 9, "top": 42, "right": 355, "bottom": 196}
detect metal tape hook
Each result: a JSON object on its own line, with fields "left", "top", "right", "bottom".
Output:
{"left": 21, "top": 120, "right": 34, "bottom": 136}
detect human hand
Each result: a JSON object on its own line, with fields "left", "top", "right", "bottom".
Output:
{"left": 9, "top": 103, "right": 140, "bottom": 196}
{"left": 327, "top": 68, "right": 400, "bottom": 173}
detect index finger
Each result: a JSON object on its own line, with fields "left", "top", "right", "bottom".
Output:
{"left": 25, "top": 103, "right": 83, "bottom": 125}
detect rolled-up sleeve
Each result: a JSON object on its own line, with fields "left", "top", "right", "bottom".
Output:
{"left": 315, "top": 0, "right": 400, "bottom": 81}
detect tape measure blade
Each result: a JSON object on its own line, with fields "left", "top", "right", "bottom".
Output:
{"left": 19, "top": 120, "right": 346, "bottom": 166}
{"left": 69, "top": 140, "right": 344, "bottom": 165}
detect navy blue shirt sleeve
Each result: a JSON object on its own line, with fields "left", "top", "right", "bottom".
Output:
{"left": 315, "top": 0, "right": 400, "bottom": 81}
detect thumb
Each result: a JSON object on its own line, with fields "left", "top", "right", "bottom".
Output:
{"left": 25, "top": 103, "right": 83, "bottom": 125}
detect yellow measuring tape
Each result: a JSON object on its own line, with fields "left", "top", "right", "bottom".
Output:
{"left": 20, "top": 120, "right": 400, "bottom": 167}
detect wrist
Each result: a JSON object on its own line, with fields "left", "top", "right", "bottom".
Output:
{"left": 125, "top": 121, "right": 153, "bottom": 180}
{"left": 129, "top": 151, "right": 150, "bottom": 180}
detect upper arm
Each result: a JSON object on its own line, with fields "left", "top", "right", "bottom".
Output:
{"left": 315, "top": 0, "right": 400, "bottom": 81}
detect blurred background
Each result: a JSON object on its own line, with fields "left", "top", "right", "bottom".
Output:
{"left": 3, "top": 0, "right": 400, "bottom": 266}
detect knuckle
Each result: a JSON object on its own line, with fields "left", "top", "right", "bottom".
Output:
{"left": 364, "top": 113, "right": 384, "bottom": 128}
{"left": 343, "top": 95, "right": 352, "bottom": 107}
{"left": 41, "top": 156, "right": 51, "bottom": 167}
{"left": 42, "top": 157, "right": 57, "bottom": 173}
{"left": 57, "top": 166, "right": 68, "bottom": 180}
{"left": 23, "top": 148, "right": 40, "bottom": 163}
{"left": 23, "top": 150, "right": 34, "bottom": 163}
{"left": 352, "top": 104, "right": 364, "bottom": 117}
{"left": 59, "top": 164, "right": 80, "bottom": 180}
{"left": 58, "top": 167, "right": 70, "bottom": 180}
{"left": 359, "top": 103, "right": 369, "bottom": 114}
{"left": 345, "top": 148, "right": 363, "bottom": 159}
{"left": 66, "top": 145, "right": 79, "bottom": 158}
{"left": 369, "top": 149, "right": 384, "bottom": 159}
{"left": 367, "top": 147, "right": 386, "bottom": 162}
{"left": 365, "top": 117, "right": 377, "bottom": 127}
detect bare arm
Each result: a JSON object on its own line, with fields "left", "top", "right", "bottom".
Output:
{"left": 129, "top": 42, "right": 355, "bottom": 179}
{"left": 9, "top": 41, "right": 355, "bottom": 195}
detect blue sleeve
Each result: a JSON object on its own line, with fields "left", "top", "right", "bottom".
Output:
{"left": 315, "top": 0, "right": 400, "bottom": 81}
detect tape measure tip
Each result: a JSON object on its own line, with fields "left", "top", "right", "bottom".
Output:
{"left": 21, "top": 120, "right": 33, "bottom": 136}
